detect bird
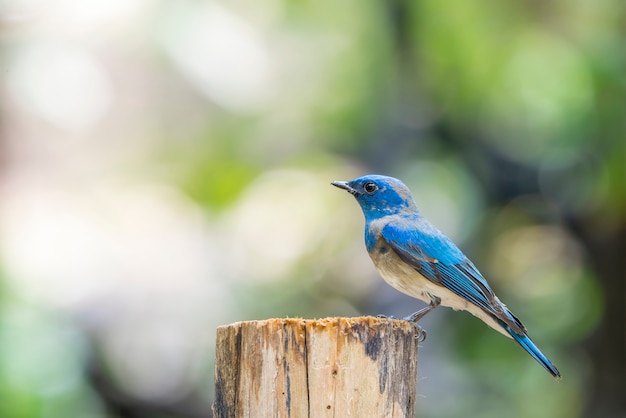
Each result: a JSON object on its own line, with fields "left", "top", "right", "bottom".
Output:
{"left": 332, "top": 174, "right": 561, "bottom": 379}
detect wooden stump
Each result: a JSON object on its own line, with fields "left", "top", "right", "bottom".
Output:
{"left": 213, "top": 316, "right": 421, "bottom": 418}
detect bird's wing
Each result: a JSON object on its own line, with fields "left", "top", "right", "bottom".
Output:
{"left": 381, "top": 220, "right": 526, "bottom": 334}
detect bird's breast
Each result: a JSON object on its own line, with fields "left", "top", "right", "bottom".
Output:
{"left": 369, "top": 237, "right": 434, "bottom": 304}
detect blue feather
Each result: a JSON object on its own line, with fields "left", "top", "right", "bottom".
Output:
{"left": 499, "top": 319, "right": 561, "bottom": 379}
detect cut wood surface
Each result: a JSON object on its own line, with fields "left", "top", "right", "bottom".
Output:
{"left": 213, "top": 316, "right": 421, "bottom": 418}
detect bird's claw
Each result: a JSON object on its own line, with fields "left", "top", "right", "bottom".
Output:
{"left": 413, "top": 324, "right": 427, "bottom": 343}
{"left": 402, "top": 314, "right": 428, "bottom": 342}
{"left": 376, "top": 314, "right": 396, "bottom": 320}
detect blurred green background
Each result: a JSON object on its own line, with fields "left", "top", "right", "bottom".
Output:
{"left": 0, "top": 0, "right": 624, "bottom": 417}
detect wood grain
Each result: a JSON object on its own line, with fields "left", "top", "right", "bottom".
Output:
{"left": 213, "top": 317, "right": 420, "bottom": 418}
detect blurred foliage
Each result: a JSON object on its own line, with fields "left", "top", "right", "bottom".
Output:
{"left": 0, "top": 0, "right": 624, "bottom": 417}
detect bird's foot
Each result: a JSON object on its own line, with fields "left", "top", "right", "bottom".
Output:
{"left": 376, "top": 314, "right": 396, "bottom": 320}
{"left": 403, "top": 311, "right": 431, "bottom": 343}
{"left": 412, "top": 323, "right": 427, "bottom": 343}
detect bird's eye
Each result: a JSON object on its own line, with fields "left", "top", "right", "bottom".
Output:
{"left": 363, "top": 182, "right": 378, "bottom": 194}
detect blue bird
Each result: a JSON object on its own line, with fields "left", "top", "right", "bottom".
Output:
{"left": 332, "top": 174, "right": 560, "bottom": 379}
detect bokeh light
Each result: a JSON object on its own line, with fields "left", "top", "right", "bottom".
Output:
{"left": 0, "top": 0, "right": 623, "bottom": 417}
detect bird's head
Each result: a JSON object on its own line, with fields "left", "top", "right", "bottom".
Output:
{"left": 331, "top": 174, "right": 418, "bottom": 220}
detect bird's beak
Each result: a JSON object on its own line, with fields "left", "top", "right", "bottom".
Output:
{"left": 331, "top": 181, "right": 357, "bottom": 195}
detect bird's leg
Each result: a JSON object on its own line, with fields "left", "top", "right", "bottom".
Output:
{"left": 403, "top": 305, "right": 435, "bottom": 323}
{"left": 404, "top": 297, "right": 441, "bottom": 323}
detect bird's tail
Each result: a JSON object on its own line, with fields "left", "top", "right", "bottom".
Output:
{"left": 500, "top": 319, "right": 561, "bottom": 380}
